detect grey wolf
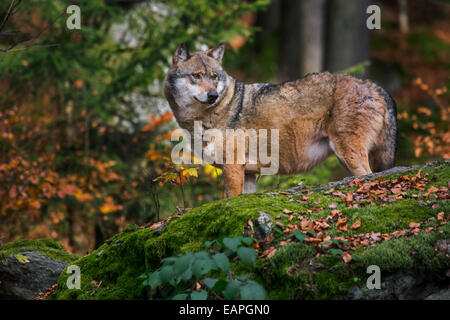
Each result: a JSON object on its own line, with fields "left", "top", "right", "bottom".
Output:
{"left": 164, "top": 43, "right": 398, "bottom": 197}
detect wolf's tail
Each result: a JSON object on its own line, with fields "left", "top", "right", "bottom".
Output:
{"left": 370, "top": 88, "right": 399, "bottom": 172}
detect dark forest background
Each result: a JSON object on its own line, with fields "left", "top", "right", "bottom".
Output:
{"left": 0, "top": 0, "right": 448, "bottom": 254}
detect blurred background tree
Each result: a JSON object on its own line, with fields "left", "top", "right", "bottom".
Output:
{"left": 0, "top": 0, "right": 448, "bottom": 254}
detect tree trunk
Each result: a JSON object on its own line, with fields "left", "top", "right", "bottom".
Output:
{"left": 325, "top": 0, "right": 370, "bottom": 73}
{"left": 279, "top": 0, "right": 301, "bottom": 81}
{"left": 299, "top": 0, "right": 326, "bottom": 76}
{"left": 398, "top": 0, "right": 409, "bottom": 33}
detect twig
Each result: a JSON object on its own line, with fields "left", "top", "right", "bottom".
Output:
{"left": 0, "top": 43, "right": 58, "bottom": 53}
{"left": 204, "top": 285, "right": 224, "bottom": 300}
{"left": 0, "top": 0, "right": 21, "bottom": 34}
{"left": 0, "top": 1, "right": 64, "bottom": 54}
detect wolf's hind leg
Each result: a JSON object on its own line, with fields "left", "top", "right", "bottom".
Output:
{"left": 329, "top": 140, "right": 372, "bottom": 176}
{"left": 223, "top": 164, "right": 245, "bottom": 197}
{"left": 243, "top": 173, "right": 257, "bottom": 194}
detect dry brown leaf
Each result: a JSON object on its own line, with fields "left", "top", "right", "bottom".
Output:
{"left": 409, "top": 222, "right": 421, "bottom": 228}
{"left": 350, "top": 220, "right": 361, "bottom": 230}
{"left": 342, "top": 253, "right": 352, "bottom": 263}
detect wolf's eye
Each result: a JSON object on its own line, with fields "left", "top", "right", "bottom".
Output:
{"left": 210, "top": 73, "right": 217, "bottom": 80}
{"left": 192, "top": 73, "right": 202, "bottom": 79}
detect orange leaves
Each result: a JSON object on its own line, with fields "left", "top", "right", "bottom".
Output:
{"left": 57, "top": 184, "right": 77, "bottom": 199}
{"left": 263, "top": 246, "right": 277, "bottom": 259}
{"left": 336, "top": 218, "right": 348, "bottom": 232}
{"left": 343, "top": 192, "right": 353, "bottom": 207}
{"left": 28, "top": 199, "right": 41, "bottom": 209}
{"left": 423, "top": 186, "right": 439, "bottom": 199}
{"left": 141, "top": 111, "right": 173, "bottom": 132}
{"left": 100, "top": 196, "right": 123, "bottom": 214}
{"left": 330, "top": 170, "right": 442, "bottom": 210}
{"left": 147, "top": 145, "right": 165, "bottom": 161}
{"left": 342, "top": 253, "right": 352, "bottom": 263}
{"left": 74, "top": 79, "right": 84, "bottom": 88}
{"left": 409, "top": 222, "right": 421, "bottom": 228}
{"left": 350, "top": 220, "right": 361, "bottom": 230}
{"left": 408, "top": 76, "right": 450, "bottom": 159}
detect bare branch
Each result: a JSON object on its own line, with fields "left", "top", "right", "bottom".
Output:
{"left": 0, "top": 0, "right": 62, "bottom": 54}
{"left": 0, "top": 0, "right": 22, "bottom": 34}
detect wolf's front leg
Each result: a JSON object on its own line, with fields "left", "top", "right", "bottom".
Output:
{"left": 223, "top": 164, "right": 245, "bottom": 197}
{"left": 243, "top": 173, "right": 256, "bottom": 194}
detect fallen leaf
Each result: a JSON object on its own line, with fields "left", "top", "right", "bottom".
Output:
{"left": 409, "top": 222, "right": 421, "bottom": 228}
{"left": 328, "top": 203, "right": 338, "bottom": 209}
{"left": 336, "top": 218, "right": 348, "bottom": 231}
{"left": 342, "top": 253, "right": 352, "bottom": 263}
{"left": 350, "top": 220, "right": 361, "bottom": 230}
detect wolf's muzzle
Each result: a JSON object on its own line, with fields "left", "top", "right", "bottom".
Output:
{"left": 207, "top": 90, "right": 218, "bottom": 104}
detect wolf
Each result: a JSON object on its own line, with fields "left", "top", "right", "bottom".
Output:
{"left": 164, "top": 43, "right": 398, "bottom": 197}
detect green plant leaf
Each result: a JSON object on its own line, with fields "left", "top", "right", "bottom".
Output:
{"left": 241, "top": 237, "right": 253, "bottom": 246}
{"left": 137, "top": 273, "right": 147, "bottom": 280}
{"left": 352, "top": 253, "right": 363, "bottom": 261}
{"left": 239, "top": 281, "right": 267, "bottom": 300}
{"left": 272, "top": 227, "right": 283, "bottom": 234}
{"left": 237, "top": 247, "right": 257, "bottom": 266}
{"left": 14, "top": 254, "right": 30, "bottom": 264}
{"left": 190, "top": 290, "right": 208, "bottom": 300}
{"left": 174, "top": 253, "right": 193, "bottom": 275}
{"left": 236, "top": 274, "right": 248, "bottom": 281}
{"left": 212, "top": 253, "right": 230, "bottom": 272}
{"left": 180, "top": 266, "right": 193, "bottom": 282}
{"left": 159, "top": 266, "right": 175, "bottom": 284}
{"left": 213, "top": 279, "right": 228, "bottom": 293}
{"left": 287, "top": 230, "right": 307, "bottom": 242}
{"left": 204, "top": 240, "right": 215, "bottom": 248}
{"left": 305, "top": 230, "right": 317, "bottom": 237}
{"left": 223, "top": 281, "right": 241, "bottom": 299}
{"left": 147, "top": 271, "right": 161, "bottom": 289}
{"left": 203, "top": 278, "right": 218, "bottom": 289}
{"left": 223, "top": 237, "right": 242, "bottom": 251}
{"left": 192, "top": 258, "right": 213, "bottom": 278}
{"left": 172, "top": 293, "right": 188, "bottom": 300}
{"left": 329, "top": 248, "right": 344, "bottom": 257}
{"left": 194, "top": 251, "right": 210, "bottom": 259}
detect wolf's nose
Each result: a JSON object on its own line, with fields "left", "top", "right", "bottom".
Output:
{"left": 207, "top": 90, "right": 218, "bottom": 103}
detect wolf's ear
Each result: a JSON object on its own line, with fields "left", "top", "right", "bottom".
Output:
{"left": 173, "top": 42, "right": 190, "bottom": 65}
{"left": 206, "top": 43, "right": 225, "bottom": 63}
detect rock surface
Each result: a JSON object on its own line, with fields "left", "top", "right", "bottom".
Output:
{"left": 0, "top": 239, "right": 78, "bottom": 300}
{"left": 0, "top": 252, "right": 69, "bottom": 299}
{"left": 51, "top": 160, "right": 449, "bottom": 300}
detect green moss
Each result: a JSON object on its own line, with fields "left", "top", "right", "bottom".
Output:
{"left": 145, "top": 193, "right": 304, "bottom": 261}
{"left": 338, "top": 200, "right": 448, "bottom": 236}
{"left": 53, "top": 161, "right": 450, "bottom": 300}
{"left": 361, "top": 223, "right": 450, "bottom": 272}
{"left": 0, "top": 239, "right": 78, "bottom": 264}
{"left": 54, "top": 227, "right": 155, "bottom": 300}
{"left": 271, "top": 243, "right": 315, "bottom": 273}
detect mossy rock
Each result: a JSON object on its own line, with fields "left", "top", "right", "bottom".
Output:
{"left": 0, "top": 239, "right": 78, "bottom": 299}
{"left": 0, "top": 239, "right": 79, "bottom": 265}
{"left": 53, "top": 160, "right": 450, "bottom": 300}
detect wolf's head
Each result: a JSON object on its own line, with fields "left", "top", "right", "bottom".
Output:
{"left": 164, "top": 43, "right": 229, "bottom": 109}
